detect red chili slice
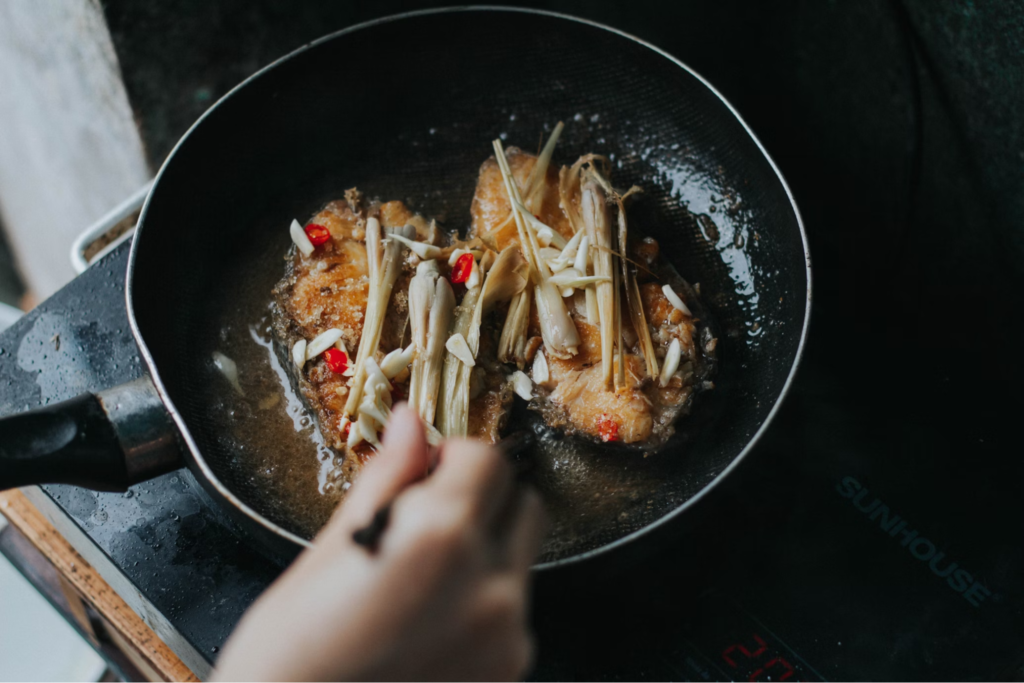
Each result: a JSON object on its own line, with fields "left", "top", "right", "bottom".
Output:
{"left": 323, "top": 348, "right": 348, "bottom": 373}
{"left": 304, "top": 223, "right": 331, "bottom": 246}
{"left": 597, "top": 415, "right": 619, "bottom": 442}
{"left": 450, "top": 253, "right": 474, "bottom": 283}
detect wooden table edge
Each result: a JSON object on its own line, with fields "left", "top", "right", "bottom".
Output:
{"left": 0, "top": 488, "right": 200, "bottom": 682}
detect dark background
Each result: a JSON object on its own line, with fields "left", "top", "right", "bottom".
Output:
{"left": 103, "top": 0, "right": 1024, "bottom": 357}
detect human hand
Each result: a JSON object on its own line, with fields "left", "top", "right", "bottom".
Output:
{"left": 214, "top": 403, "right": 547, "bottom": 681}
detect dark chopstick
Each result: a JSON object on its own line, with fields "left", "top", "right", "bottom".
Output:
{"left": 351, "top": 431, "right": 535, "bottom": 552}
{"left": 351, "top": 504, "right": 391, "bottom": 552}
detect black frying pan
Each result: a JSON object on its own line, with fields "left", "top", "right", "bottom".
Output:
{"left": 0, "top": 7, "right": 810, "bottom": 568}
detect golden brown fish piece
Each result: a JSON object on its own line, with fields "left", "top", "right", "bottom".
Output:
{"left": 471, "top": 147, "right": 573, "bottom": 247}
{"left": 542, "top": 321, "right": 654, "bottom": 443}
{"left": 272, "top": 196, "right": 425, "bottom": 474}
{"left": 470, "top": 147, "right": 716, "bottom": 446}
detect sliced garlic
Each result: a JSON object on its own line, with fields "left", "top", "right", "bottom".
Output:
{"left": 360, "top": 398, "right": 390, "bottom": 428}
{"left": 381, "top": 344, "right": 416, "bottom": 379}
{"left": 574, "top": 235, "right": 590, "bottom": 273}
{"left": 446, "top": 332, "right": 476, "bottom": 367}
{"left": 560, "top": 230, "right": 584, "bottom": 261}
{"left": 346, "top": 416, "right": 363, "bottom": 448}
{"left": 333, "top": 337, "right": 348, "bottom": 354}
{"left": 357, "top": 411, "right": 381, "bottom": 447}
{"left": 659, "top": 338, "right": 682, "bottom": 387}
{"left": 292, "top": 339, "right": 307, "bottom": 370}
{"left": 532, "top": 349, "right": 550, "bottom": 386}
{"left": 550, "top": 267, "right": 580, "bottom": 284}
{"left": 511, "top": 370, "right": 533, "bottom": 400}
{"left": 389, "top": 233, "right": 443, "bottom": 260}
{"left": 212, "top": 351, "right": 244, "bottom": 396}
{"left": 448, "top": 248, "right": 470, "bottom": 267}
{"left": 466, "top": 258, "right": 481, "bottom": 290}
{"left": 513, "top": 199, "right": 567, "bottom": 248}
{"left": 662, "top": 285, "right": 693, "bottom": 316}
{"left": 306, "top": 328, "right": 344, "bottom": 360}
{"left": 549, "top": 268, "right": 610, "bottom": 289}
{"left": 537, "top": 226, "right": 555, "bottom": 247}
{"left": 289, "top": 219, "right": 315, "bottom": 257}
{"left": 547, "top": 258, "right": 570, "bottom": 274}
{"left": 363, "top": 356, "right": 391, "bottom": 395}
{"left": 378, "top": 381, "right": 393, "bottom": 409}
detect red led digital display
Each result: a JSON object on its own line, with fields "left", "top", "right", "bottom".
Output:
{"left": 721, "top": 632, "right": 798, "bottom": 681}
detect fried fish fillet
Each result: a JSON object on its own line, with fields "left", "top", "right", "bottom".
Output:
{"left": 469, "top": 150, "right": 717, "bottom": 445}
{"left": 272, "top": 196, "right": 425, "bottom": 476}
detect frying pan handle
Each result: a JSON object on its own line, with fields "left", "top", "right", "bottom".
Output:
{"left": 0, "top": 377, "right": 182, "bottom": 492}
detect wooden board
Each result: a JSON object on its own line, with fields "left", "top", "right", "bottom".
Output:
{"left": 0, "top": 489, "right": 198, "bottom": 682}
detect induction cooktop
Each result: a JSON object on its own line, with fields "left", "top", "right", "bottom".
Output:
{"left": 2, "top": 237, "right": 1021, "bottom": 681}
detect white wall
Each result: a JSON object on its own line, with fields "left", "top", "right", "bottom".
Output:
{"left": 0, "top": 0, "right": 151, "bottom": 300}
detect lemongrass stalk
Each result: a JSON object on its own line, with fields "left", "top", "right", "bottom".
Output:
{"left": 613, "top": 258, "right": 625, "bottom": 390}
{"left": 559, "top": 154, "right": 612, "bottom": 235}
{"left": 585, "top": 288, "right": 600, "bottom": 326}
{"left": 513, "top": 199, "right": 568, "bottom": 248}
{"left": 549, "top": 269, "right": 610, "bottom": 289}
{"left": 493, "top": 140, "right": 543, "bottom": 276}
{"left": 388, "top": 233, "right": 443, "bottom": 260}
{"left": 407, "top": 260, "right": 437, "bottom": 413}
{"left": 522, "top": 121, "right": 564, "bottom": 212}
{"left": 499, "top": 289, "right": 531, "bottom": 367}
{"left": 619, "top": 201, "right": 659, "bottom": 378}
{"left": 577, "top": 233, "right": 599, "bottom": 325}
{"left": 582, "top": 180, "right": 615, "bottom": 389}
{"left": 494, "top": 139, "right": 579, "bottom": 359}
{"left": 436, "top": 287, "right": 481, "bottom": 437}
{"left": 483, "top": 123, "right": 563, "bottom": 248}
{"left": 417, "top": 277, "right": 454, "bottom": 424}
{"left": 468, "top": 246, "right": 528, "bottom": 354}
{"left": 343, "top": 221, "right": 408, "bottom": 419}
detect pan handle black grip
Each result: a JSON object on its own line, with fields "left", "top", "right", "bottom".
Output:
{"left": 0, "top": 377, "right": 182, "bottom": 492}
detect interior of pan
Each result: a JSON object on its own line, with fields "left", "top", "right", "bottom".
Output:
{"left": 130, "top": 8, "right": 809, "bottom": 564}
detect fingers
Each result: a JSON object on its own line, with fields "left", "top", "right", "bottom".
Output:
{"left": 332, "top": 403, "right": 430, "bottom": 531}
{"left": 430, "top": 438, "right": 514, "bottom": 526}
{"left": 504, "top": 488, "right": 547, "bottom": 574}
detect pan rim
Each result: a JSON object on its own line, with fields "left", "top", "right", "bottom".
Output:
{"left": 126, "top": 4, "right": 813, "bottom": 569}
